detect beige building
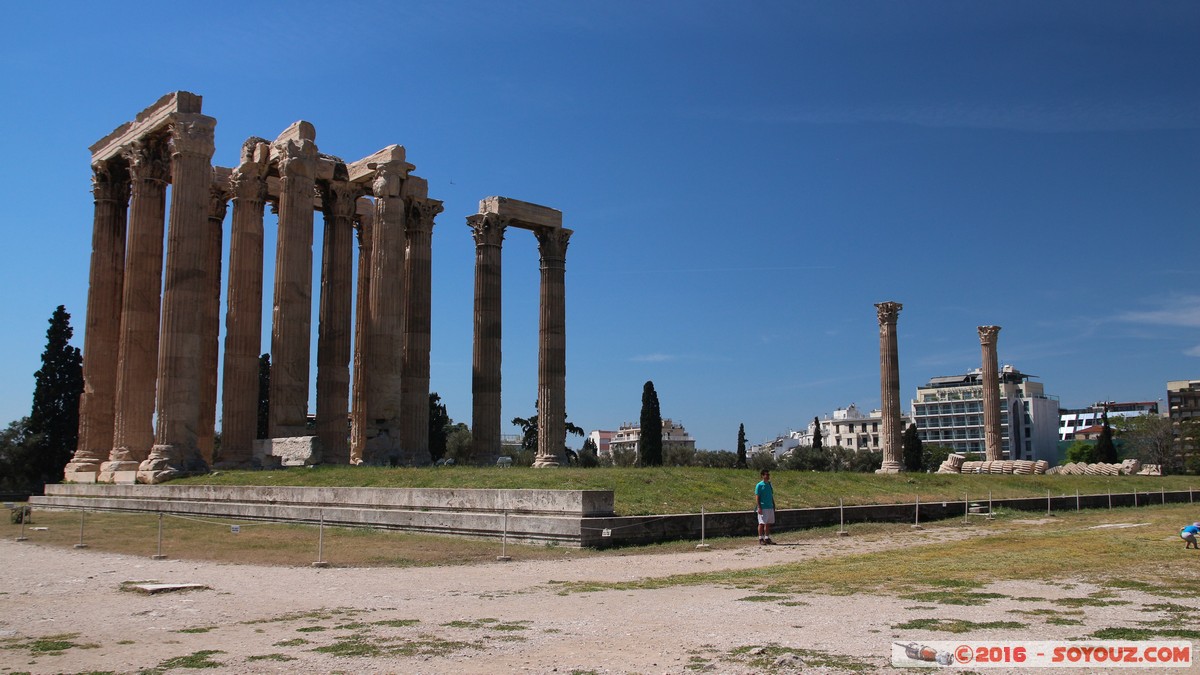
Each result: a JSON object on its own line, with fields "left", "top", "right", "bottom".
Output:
{"left": 607, "top": 419, "right": 695, "bottom": 460}
{"left": 795, "top": 404, "right": 909, "bottom": 452}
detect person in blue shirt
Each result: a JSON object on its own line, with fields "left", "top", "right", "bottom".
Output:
{"left": 1181, "top": 522, "right": 1200, "bottom": 549}
{"left": 755, "top": 469, "right": 776, "bottom": 545}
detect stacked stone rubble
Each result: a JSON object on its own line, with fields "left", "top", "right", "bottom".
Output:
{"left": 937, "top": 454, "right": 1048, "bottom": 475}
{"left": 1046, "top": 459, "right": 1143, "bottom": 476}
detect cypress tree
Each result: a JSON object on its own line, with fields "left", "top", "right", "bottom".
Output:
{"left": 1094, "top": 409, "right": 1118, "bottom": 464}
{"left": 811, "top": 417, "right": 823, "bottom": 451}
{"left": 639, "top": 381, "right": 663, "bottom": 466}
{"left": 736, "top": 423, "right": 747, "bottom": 468}
{"left": 256, "top": 354, "right": 271, "bottom": 439}
{"left": 27, "top": 305, "right": 83, "bottom": 490}
{"left": 428, "top": 392, "right": 451, "bottom": 462}
{"left": 902, "top": 423, "right": 924, "bottom": 472}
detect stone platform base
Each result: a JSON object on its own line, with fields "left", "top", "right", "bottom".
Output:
{"left": 32, "top": 484, "right": 616, "bottom": 547}
{"left": 30, "top": 485, "right": 1199, "bottom": 548}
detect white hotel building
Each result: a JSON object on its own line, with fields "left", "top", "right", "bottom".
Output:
{"left": 911, "top": 365, "right": 1060, "bottom": 463}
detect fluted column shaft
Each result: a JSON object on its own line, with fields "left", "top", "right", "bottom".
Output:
{"left": 219, "top": 141, "right": 269, "bottom": 466}
{"left": 875, "top": 301, "right": 903, "bottom": 473}
{"left": 364, "top": 162, "right": 407, "bottom": 463}
{"left": 198, "top": 178, "right": 227, "bottom": 464}
{"left": 67, "top": 159, "right": 129, "bottom": 478}
{"left": 103, "top": 137, "right": 169, "bottom": 479}
{"left": 979, "top": 325, "right": 1003, "bottom": 461}
{"left": 398, "top": 195, "right": 443, "bottom": 465}
{"left": 350, "top": 206, "right": 373, "bottom": 464}
{"left": 533, "top": 227, "right": 572, "bottom": 468}
{"left": 316, "top": 178, "right": 357, "bottom": 464}
{"left": 469, "top": 214, "right": 506, "bottom": 464}
{"left": 139, "top": 113, "right": 217, "bottom": 483}
{"left": 269, "top": 138, "right": 317, "bottom": 438}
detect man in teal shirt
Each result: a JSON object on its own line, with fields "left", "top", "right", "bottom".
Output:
{"left": 755, "top": 469, "right": 775, "bottom": 545}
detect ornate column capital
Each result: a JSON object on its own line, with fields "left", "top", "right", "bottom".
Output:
{"left": 91, "top": 158, "right": 130, "bottom": 204}
{"left": 168, "top": 113, "right": 216, "bottom": 160}
{"left": 370, "top": 161, "right": 407, "bottom": 199}
{"left": 875, "top": 301, "right": 903, "bottom": 327}
{"left": 406, "top": 198, "right": 444, "bottom": 234}
{"left": 230, "top": 137, "right": 271, "bottom": 202}
{"left": 468, "top": 213, "right": 507, "bottom": 247}
{"left": 276, "top": 138, "right": 317, "bottom": 178}
{"left": 977, "top": 325, "right": 1001, "bottom": 346}
{"left": 535, "top": 227, "right": 572, "bottom": 265}
{"left": 321, "top": 178, "right": 360, "bottom": 221}
{"left": 123, "top": 135, "right": 170, "bottom": 184}
{"left": 209, "top": 171, "right": 230, "bottom": 222}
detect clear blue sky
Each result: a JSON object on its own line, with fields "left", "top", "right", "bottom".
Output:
{"left": 1, "top": 1, "right": 1197, "bottom": 451}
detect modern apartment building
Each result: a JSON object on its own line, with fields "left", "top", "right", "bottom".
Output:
{"left": 1167, "top": 380, "right": 1200, "bottom": 453}
{"left": 911, "top": 365, "right": 1060, "bottom": 462}
{"left": 1059, "top": 401, "right": 1159, "bottom": 442}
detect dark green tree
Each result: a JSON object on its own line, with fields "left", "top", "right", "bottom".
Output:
{"left": 443, "top": 422, "right": 472, "bottom": 463}
{"left": 1064, "top": 439, "right": 1099, "bottom": 464}
{"left": 902, "top": 423, "right": 924, "bottom": 472}
{"left": 0, "top": 418, "right": 40, "bottom": 493}
{"left": 922, "top": 444, "right": 955, "bottom": 472}
{"left": 26, "top": 306, "right": 83, "bottom": 491}
{"left": 428, "top": 392, "right": 451, "bottom": 462}
{"left": 511, "top": 401, "right": 585, "bottom": 452}
{"left": 781, "top": 444, "right": 830, "bottom": 471}
{"left": 578, "top": 437, "right": 600, "bottom": 467}
{"left": 736, "top": 423, "right": 747, "bottom": 468}
{"left": 1094, "top": 409, "right": 1119, "bottom": 464}
{"left": 256, "top": 354, "right": 271, "bottom": 439}
{"left": 811, "top": 417, "right": 823, "bottom": 451}
{"left": 639, "top": 381, "right": 663, "bottom": 466}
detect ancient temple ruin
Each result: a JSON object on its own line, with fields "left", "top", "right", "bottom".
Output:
{"left": 64, "top": 92, "right": 570, "bottom": 483}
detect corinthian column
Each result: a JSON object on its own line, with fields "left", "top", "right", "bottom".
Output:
{"left": 875, "top": 301, "right": 903, "bottom": 473}
{"left": 139, "top": 112, "right": 217, "bottom": 483}
{"left": 349, "top": 204, "right": 373, "bottom": 465}
{"left": 66, "top": 158, "right": 130, "bottom": 479}
{"left": 197, "top": 175, "right": 228, "bottom": 465}
{"left": 101, "top": 136, "right": 169, "bottom": 482}
{"left": 978, "top": 325, "right": 1003, "bottom": 461}
{"left": 316, "top": 175, "right": 357, "bottom": 464}
{"left": 533, "top": 227, "right": 572, "bottom": 468}
{"left": 269, "top": 124, "right": 318, "bottom": 438}
{"left": 219, "top": 138, "right": 270, "bottom": 467}
{"left": 365, "top": 159, "right": 408, "bottom": 463}
{"left": 399, "top": 180, "right": 443, "bottom": 465}
{"left": 468, "top": 213, "right": 506, "bottom": 465}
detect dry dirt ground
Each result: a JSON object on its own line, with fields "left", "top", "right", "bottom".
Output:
{"left": 0, "top": 525, "right": 1193, "bottom": 674}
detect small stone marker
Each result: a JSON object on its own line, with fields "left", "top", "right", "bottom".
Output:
{"left": 126, "top": 583, "right": 209, "bottom": 594}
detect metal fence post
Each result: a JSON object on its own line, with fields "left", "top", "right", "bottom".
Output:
{"left": 74, "top": 509, "right": 87, "bottom": 549}
{"left": 152, "top": 512, "right": 167, "bottom": 560}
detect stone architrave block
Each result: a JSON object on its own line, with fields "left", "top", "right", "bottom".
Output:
{"left": 479, "top": 196, "right": 562, "bottom": 230}
{"left": 253, "top": 436, "right": 324, "bottom": 466}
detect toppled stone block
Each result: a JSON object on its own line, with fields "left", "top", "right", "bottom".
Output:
{"left": 253, "top": 436, "right": 323, "bottom": 467}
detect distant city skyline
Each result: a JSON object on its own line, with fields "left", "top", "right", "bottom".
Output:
{"left": 1, "top": 1, "right": 1197, "bottom": 453}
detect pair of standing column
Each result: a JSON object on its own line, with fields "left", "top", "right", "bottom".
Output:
{"left": 469, "top": 214, "right": 572, "bottom": 467}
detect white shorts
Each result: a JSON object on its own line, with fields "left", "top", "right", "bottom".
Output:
{"left": 757, "top": 508, "right": 775, "bottom": 525}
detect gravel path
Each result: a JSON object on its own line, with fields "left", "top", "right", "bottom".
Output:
{"left": 0, "top": 525, "right": 1186, "bottom": 674}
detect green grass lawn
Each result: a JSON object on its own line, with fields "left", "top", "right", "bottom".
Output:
{"left": 175, "top": 466, "right": 1200, "bottom": 516}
